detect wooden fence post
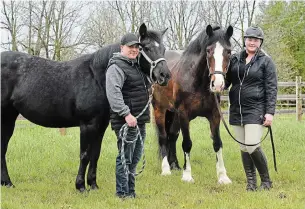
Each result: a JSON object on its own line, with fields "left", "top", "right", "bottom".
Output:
{"left": 296, "top": 76, "right": 302, "bottom": 121}
{"left": 59, "top": 128, "right": 66, "bottom": 135}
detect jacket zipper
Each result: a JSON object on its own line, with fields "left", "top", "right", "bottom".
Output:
{"left": 238, "top": 84, "right": 243, "bottom": 126}
{"left": 236, "top": 50, "right": 259, "bottom": 126}
{"left": 237, "top": 55, "right": 243, "bottom": 126}
{"left": 238, "top": 62, "right": 254, "bottom": 125}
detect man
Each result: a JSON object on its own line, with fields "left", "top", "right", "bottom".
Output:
{"left": 106, "top": 33, "right": 151, "bottom": 198}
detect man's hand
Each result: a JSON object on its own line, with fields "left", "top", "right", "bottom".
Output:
{"left": 125, "top": 113, "right": 137, "bottom": 127}
{"left": 263, "top": 114, "right": 273, "bottom": 127}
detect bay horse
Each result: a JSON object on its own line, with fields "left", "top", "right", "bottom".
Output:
{"left": 1, "top": 23, "right": 171, "bottom": 192}
{"left": 152, "top": 25, "right": 233, "bottom": 184}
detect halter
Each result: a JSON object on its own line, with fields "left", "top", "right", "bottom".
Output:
{"left": 139, "top": 46, "right": 166, "bottom": 83}
{"left": 206, "top": 54, "right": 230, "bottom": 78}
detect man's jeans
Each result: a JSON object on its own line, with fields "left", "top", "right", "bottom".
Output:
{"left": 114, "top": 124, "right": 146, "bottom": 197}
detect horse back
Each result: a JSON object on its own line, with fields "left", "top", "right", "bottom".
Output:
{"left": 154, "top": 50, "right": 214, "bottom": 117}
{"left": 1, "top": 51, "right": 108, "bottom": 127}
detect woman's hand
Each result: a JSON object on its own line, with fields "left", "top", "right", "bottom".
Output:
{"left": 263, "top": 114, "right": 273, "bottom": 127}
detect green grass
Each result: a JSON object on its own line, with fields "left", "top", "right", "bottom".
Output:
{"left": 1, "top": 115, "right": 305, "bottom": 209}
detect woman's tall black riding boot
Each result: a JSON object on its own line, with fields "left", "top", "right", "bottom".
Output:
{"left": 250, "top": 147, "right": 272, "bottom": 190}
{"left": 241, "top": 151, "right": 257, "bottom": 191}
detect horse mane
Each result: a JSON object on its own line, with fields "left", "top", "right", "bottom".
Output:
{"left": 87, "top": 29, "right": 164, "bottom": 88}
{"left": 140, "top": 29, "right": 163, "bottom": 43}
{"left": 91, "top": 43, "right": 120, "bottom": 72}
{"left": 183, "top": 26, "right": 222, "bottom": 55}
{"left": 178, "top": 26, "right": 230, "bottom": 91}
{"left": 90, "top": 29, "right": 163, "bottom": 73}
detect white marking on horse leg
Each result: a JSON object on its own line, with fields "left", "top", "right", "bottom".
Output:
{"left": 161, "top": 156, "right": 171, "bottom": 175}
{"left": 216, "top": 148, "right": 232, "bottom": 184}
{"left": 181, "top": 152, "right": 194, "bottom": 183}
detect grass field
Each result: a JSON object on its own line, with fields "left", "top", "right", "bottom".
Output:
{"left": 1, "top": 115, "right": 305, "bottom": 209}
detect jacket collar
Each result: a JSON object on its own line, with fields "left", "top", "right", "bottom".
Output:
{"left": 231, "top": 48, "right": 265, "bottom": 63}
{"left": 241, "top": 49, "right": 265, "bottom": 59}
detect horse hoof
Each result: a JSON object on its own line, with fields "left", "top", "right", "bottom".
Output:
{"left": 6, "top": 183, "right": 15, "bottom": 188}
{"left": 1, "top": 181, "right": 15, "bottom": 188}
{"left": 78, "top": 187, "right": 87, "bottom": 193}
{"left": 218, "top": 176, "right": 232, "bottom": 184}
{"left": 161, "top": 170, "right": 171, "bottom": 176}
{"left": 76, "top": 183, "right": 87, "bottom": 193}
{"left": 181, "top": 177, "right": 194, "bottom": 183}
{"left": 90, "top": 184, "right": 99, "bottom": 190}
{"left": 181, "top": 176, "right": 194, "bottom": 183}
{"left": 170, "top": 163, "right": 181, "bottom": 170}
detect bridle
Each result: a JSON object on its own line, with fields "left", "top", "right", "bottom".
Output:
{"left": 206, "top": 57, "right": 228, "bottom": 78}
{"left": 138, "top": 46, "right": 166, "bottom": 84}
{"left": 205, "top": 46, "right": 230, "bottom": 78}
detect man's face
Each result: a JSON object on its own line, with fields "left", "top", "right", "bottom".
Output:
{"left": 245, "top": 37, "right": 262, "bottom": 53}
{"left": 121, "top": 44, "right": 140, "bottom": 59}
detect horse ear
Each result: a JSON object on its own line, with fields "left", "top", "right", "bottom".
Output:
{"left": 161, "top": 28, "right": 168, "bottom": 36}
{"left": 206, "top": 25, "right": 213, "bottom": 37}
{"left": 139, "top": 23, "right": 148, "bottom": 38}
{"left": 226, "top": 25, "right": 233, "bottom": 38}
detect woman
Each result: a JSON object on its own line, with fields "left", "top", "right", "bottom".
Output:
{"left": 225, "top": 26, "right": 278, "bottom": 191}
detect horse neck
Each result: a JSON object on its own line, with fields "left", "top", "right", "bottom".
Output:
{"left": 191, "top": 52, "right": 210, "bottom": 91}
{"left": 92, "top": 43, "right": 120, "bottom": 70}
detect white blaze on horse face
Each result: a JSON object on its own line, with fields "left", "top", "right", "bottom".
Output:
{"left": 216, "top": 148, "right": 232, "bottom": 184}
{"left": 181, "top": 152, "right": 194, "bottom": 182}
{"left": 161, "top": 156, "right": 171, "bottom": 175}
{"left": 155, "top": 41, "right": 160, "bottom": 47}
{"left": 211, "top": 42, "right": 225, "bottom": 92}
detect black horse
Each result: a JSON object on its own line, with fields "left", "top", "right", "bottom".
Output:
{"left": 152, "top": 25, "right": 233, "bottom": 184}
{"left": 1, "top": 23, "right": 171, "bottom": 192}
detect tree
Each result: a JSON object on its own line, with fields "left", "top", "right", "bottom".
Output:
{"left": 232, "top": 0, "right": 258, "bottom": 50}
{"left": 1, "top": 0, "right": 23, "bottom": 51}
{"left": 83, "top": 2, "right": 123, "bottom": 49}
{"left": 199, "top": 0, "right": 242, "bottom": 51}
{"left": 51, "top": 1, "right": 88, "bottom": 61}
{"left": 107, "top": 0, "right": 153, "bottom": 33}
{"left": 258, "top": 1, "right": 305, "bottom": 80}
{"left": 150, "top": 1, "right": 203, "bottom": 50}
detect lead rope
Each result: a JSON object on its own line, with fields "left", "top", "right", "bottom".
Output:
{"left": 119, "top": 85, "right": 155, "bottom": 177}
{"left": 214, "top": 94, "right": 277, "bottom": 172}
